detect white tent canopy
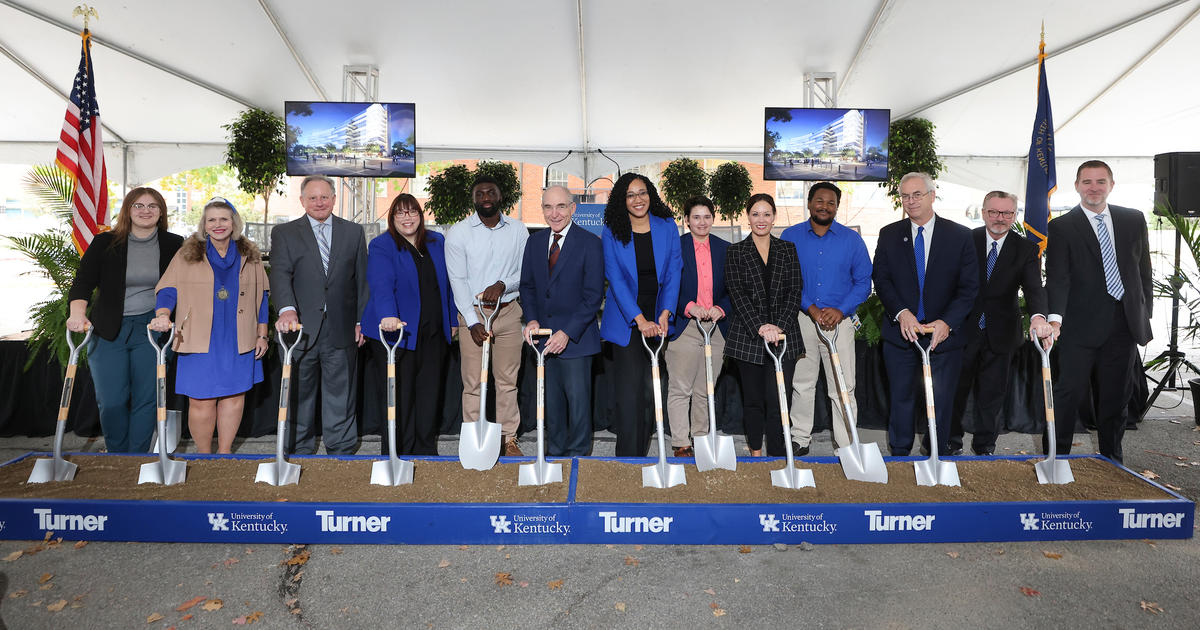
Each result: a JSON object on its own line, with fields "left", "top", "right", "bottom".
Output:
{"left": 2, "top": 0, "right": 1198, "bottom": 192}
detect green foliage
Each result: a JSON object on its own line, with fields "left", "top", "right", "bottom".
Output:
{"left": 223, "top": 108, "right": 287, "bottom": 223}
{"left": 854, "top": 294, "right": 885, "bottom": 346}
{"left": 425, "top": 161, "right": 522, "bottom": 225}
{"left": 659, "top": 157, "right": 709, "bottom": 220}
{"left": 708, "top": 161, "right": 753, "bottom": 222}
{"left": 3, "top": 165, "right": 83, "bottom": 370}
{"left": 881, "top": 118, "right": 945, "bottom": 209}
{"left": 1151, "top": 203, "right": 1200, "bottom": 356}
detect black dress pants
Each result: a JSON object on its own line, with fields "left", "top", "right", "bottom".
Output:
{"left": 735, "top": 358, "right": 795, "bottom": 456}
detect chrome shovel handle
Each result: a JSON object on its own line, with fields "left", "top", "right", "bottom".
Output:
{"left": 1031, "top": 327, "right": 1053, "bottom": 366}
{"left": 146, "top": 324, "right": 174, "bottom": 364}
{"left": 640, "top": 331, "right": 666, "bottom": 362}
{"left": 276, "top": 323, "right": 304, "bottom": 365}
{"left": 762, "top": 333, "right": 787, "bottom": 371}
{"left": 474, "top": 299, "right": 500, "bottom": 332}
{"left": 378, "top": 322, "right": 406, "bottom": 363}
{"left": 65, "top": 326, "right": 92, "bottom": 365}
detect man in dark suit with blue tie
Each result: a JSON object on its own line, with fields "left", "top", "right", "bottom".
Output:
{"left": 1045, "top": 161, "right": 1152, "bottom": 463}
{"left": 519, "top": 186, "right": 605, "bottom": 456}
{"left": 873, "top": 172, "right": 979, "bottom": 456}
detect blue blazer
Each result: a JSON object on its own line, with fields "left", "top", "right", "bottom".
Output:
{"left": 518, "top": 225, "right": 604, "bottom": 358}
{"left": 669, "top": 233, "right": 732, "bottom": 340}
{"left": 600, "top": 215, "right": 683, "bottom": 346}
{"left": 360, "top": 231, "right": 456, "bottom": 350}
{"left": 871, "top": 215, "right": 979, "bottom": 351}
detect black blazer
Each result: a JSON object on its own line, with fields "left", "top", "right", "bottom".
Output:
{"left": 723, "top": 235, "right": 804, "bottom": 364}
{"left": 67, "top": 229, "right": 184, "bottom": 341}
{"left": 963, "top": 228, "right": 1048, "bottom": 354}
{"left": 872, "top": 215, "right": 979, "bottom": 351}
{"left": 669, "top": 233, "right": 733, "bottom": 340}
{"left": 1045, "top": 205, "right": 1153, "bottom": 347}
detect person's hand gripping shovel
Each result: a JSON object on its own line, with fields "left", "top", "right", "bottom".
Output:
{"left": 693, "top": 319, "right": 736, "bottom": 472}
{"left": 256, "top": 323, "right": 303, "bottom": 486}
{"left": 518, "top": 329, "right": 563, "bottom": 486}
{"left": 815, "top": 322, "right": 887, "bottom": 483}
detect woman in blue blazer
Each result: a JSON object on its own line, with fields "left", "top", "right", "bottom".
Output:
{"left": 601, "top": 172, "right": 682, "bottom": 456}
{"left": 361, "top": 194, "right": 456, "bottom": 455}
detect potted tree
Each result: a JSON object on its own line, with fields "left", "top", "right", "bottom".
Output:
{"left": 881, "top": 118, "right": 944, "bottom": 209}
{"left": 425, "top": 161, "right": 521, "bottom": 225}
{"left": 707, "top": 161, "right": 752, "bottom": 240}
{"left": 659, "top": 157, "right": 708, "bottom": 220}
{"left": 223, "top": 108, "right": 287, "bottom": 227}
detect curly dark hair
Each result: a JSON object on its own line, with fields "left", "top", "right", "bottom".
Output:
{"left": 603, "top": 172, "right": 674, "bottom": 244}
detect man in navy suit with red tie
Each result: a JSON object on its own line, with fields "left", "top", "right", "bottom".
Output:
{"left": 519, "top": 186, "right": 605, "bottom": 456}
{"left": 873, "top": 172, "right": 979, "bottom": 456}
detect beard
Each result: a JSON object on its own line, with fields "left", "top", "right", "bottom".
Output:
{"left": 810, "top": 213, "right": 834, "bottom": 226}
{"left": 474, "top": 202, "right": 501, "bottom": 218}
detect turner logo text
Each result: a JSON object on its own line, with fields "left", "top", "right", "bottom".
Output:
{"left": 1119, "top": 509, "right": 1184, "bottom": 530}
{"left": 599, "top": 511, "right": 673, "bottom": 533}
{"left": 865, "top": 510, "right": 934, "bottom": 532}
{"left": 316, "top": 510, "right": 391, "bottom": 533}
{"left": 34, "top": 508, "right": 107, "bottom": 531}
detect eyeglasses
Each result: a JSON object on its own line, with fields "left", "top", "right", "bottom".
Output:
{"left": 131, "top": 203, "right": 161, "bottom": 210}
{"left": 625, "top": 190, "right": 650, "bottom": 201}
{"left": 985, "top": 209, "right": 1016, "bottom": 219}
{"left": 395, "top": 208, "right": 420, "bottom": 217}
{"left": 900, "top": 190, "right": 932, "bottom": 202}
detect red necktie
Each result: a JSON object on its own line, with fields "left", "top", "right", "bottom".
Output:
{"left": 548, "top": 232, "right": 562, "bottom": 273}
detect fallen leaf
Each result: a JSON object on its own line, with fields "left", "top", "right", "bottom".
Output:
{"left": 10, "top": 589, "right": 28, "bottom": 599}
{"left": 773, "top": 543, "right": 788, "bottom": 551}
{"left": 519, "top": 581, "right": 529, "bottom": 588}
{"left": 495, "top": 572, "right": 514, "bottom": 586}
{"left": 290, "top": 570, "right": 304, "bottom": 583}
{"left": 330, "top": 547, "right": 343, "bottom": 555}
{"left": 39, "top": 584, "right": 54, "bottom": 591}
{"left": 1017, "top": 450, "right": 1029, "bottom": 455}
{"left": 286, "top": 550, "right": 310, "bottom": 566}
{"left": 713, "top": 608, "right": 727, "bottom": 617}
{"left": 147, "top": 612, "right": 165, "bottom": 623}
{"left": 1169, "top": 419, "right": 1181, "bottom": 424}
{"left": 232, "top": 616, "right": 248, "bottom": 625}
{"left": 459, "top": 578, "right": 467, "bottom": 583}
{"left": 738, "top": 545, "right": 752, "bottom": 554}
{"left": 1175, "top": 462, "right": 1189, "bottom": 467}
{"left": 703, "top": 588, "right": 716, "bottom": 596}
{"left": 74, "top": 541, "right": 87, "bottom": 549}
{"left": 201, "top": 598, "right": 223, "bottom": 611}
{"left": 548, "top": 580, "right": 564, "bottom": 590}
{"left": 285, "top": 598, "right": 298, "bottom": 608}
{"left": 504, "top": 554, "right": 511, "bottom": 559}
{"left": 38, "top": 573, "right": 53, "bottom": 584}
{"left": 624, "top": 555, "right": 639, "bottom": 567}
{"left": 994, "top": 549, "right": 1006, "bottom": 555}
{"left": 634, "top": 545, "right": 644, "bottom": 551}
{"left": 710, "top": 602, "right": 719, "bottom": 609}
{"left": 605, "top": 544, "right": 615, "bottom": 549}
{"left": 246, "top": 611, "right": 263, "bottom": 623}
{"left": 46, "top": 599, "right": 67, "bottom": 612}
{"left": 1164, "top": 483, "right": 1183, "bottom": 491}
{"left": 437, "top": 559, "right": 450, "bottom": 568}
{"left": 291, "top": 608, "right": 302, "bottom": 615}
{"left": 1143, "top": 540, "right": 1158, "bottom": 548}
{"left": 181, "top": 614, "right": 193, "bottom": 621}
{"left": 734, "top": 578, "right": 740, "bottom": 583}
{"left": 1042, "top": 551, "right": 1063, "bottom": 560}
{"left": 43, "top": 531, "right": 53, "bottom": 541}
{"left": 1140, "top": 470, "right": 1160, "bottom": 480}
{"left": 31, "top": 600, "right": 43, "bottom": 607}
{"left": 946, "top": 551, "right": 960, "bottom": 559}
{"left": 1019, "top": 587, "right": 1041, "bottom": 597}
{"left": 1140, "top": 601, "right": 1163, "bottom": 614}
{"left": 244, "top": 548, "right": 254, "bottom": 554}
{"left": 176, "top": 596, "right": 206, "bottom": 612}
{"left": 458, "top": 545, "right": 469, "bottom": 550}
{"left": 223, "top": 557, "right": 240, "bottom": 567}
{"left": 496, "top": 545, "right": 505, "bottom": 551}
{"left": 4, "top": 550, "right": 23, "bottom": 562}
{"left": 614, "top": 602, "right": 626, "bottom": 612}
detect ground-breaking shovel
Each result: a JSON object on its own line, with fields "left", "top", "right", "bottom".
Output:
{"left": 519, "top": 328, "right": 563, "bottom": 486}
{"left": 150, "top": 410, "right": 181, "bottom": 455}
{"left": 459, "top": 300, "right": 502, "bottom": 471}
{"left": 815, "top": 323, "right": 887, "bottom": 483}
{"left": 139, "top": 324, "right": 187, "bottom": 485}
{"left": 28, "top": 325, "right": 91, "bottom": 483}
{"left": 764, "top": 335, "right": 816, "bottom": 489}
{"left": 1032, "top": 328, "right": 1074, "bottom": 484}
{"left": 642, "top": 333, "right": 686, "bottom": 488}
{"left": 371, "top": 323, "right": 414, "bottom": 486}
{"left": 256, "top": 325, "right": 303, "bottom": 486}
{"left": 912, "top": 326, "right": 960, "bottom": 487}
{"left": 693, "top": 319, "right": 736, "bottom": 472}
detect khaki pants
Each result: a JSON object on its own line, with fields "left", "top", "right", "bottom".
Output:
{"left": 458, "top": 302, "right": 523, "bottom": 437}
{"left": 663, "top": 320, "right": 725, "bottom": 448}
{"left": 790, "top": 315, "right": 857, "bottom": 448}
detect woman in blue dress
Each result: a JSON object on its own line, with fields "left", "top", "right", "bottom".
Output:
{"left": 150, "top": 197, "right": 269, "bottom": 454}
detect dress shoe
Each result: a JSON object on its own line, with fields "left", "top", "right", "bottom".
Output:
{"left": 673, "top": 446, "right": 694, "bottom": 457}
{"left": 974, "top": 448, "right": 995, "bottom": 456}
{"left": 503, "top": 437, "right": 524, "bottom": 457}
{"left": 792, "top": 442, "right": 810, "bottom": 457}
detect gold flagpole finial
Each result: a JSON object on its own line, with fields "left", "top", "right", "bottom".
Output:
{"left": 72, "top": 5, "right": 99, "bottom": 31}
{"left": 1040, "top": 20, "right": 1045, "bottom": 44}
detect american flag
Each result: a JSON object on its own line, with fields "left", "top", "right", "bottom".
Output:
{"left": 55, "top": 30, "right": 108, "bottom": 253}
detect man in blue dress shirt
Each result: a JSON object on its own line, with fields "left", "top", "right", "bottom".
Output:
{"left": 780, "top": 182, "right": 872, "bottom": 455}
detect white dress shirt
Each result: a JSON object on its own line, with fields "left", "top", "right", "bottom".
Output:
{"left": 445, "top": 212, "right": 529, "bottom": 328}
{"left": 1049, "top": 205, "right": 1113, "bottom": 324}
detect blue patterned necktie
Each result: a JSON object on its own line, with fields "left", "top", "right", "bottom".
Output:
{"left": 914, "top": 225, "right": 926, "bottom": 321}
{"left": 1095, "top": 214, "right": 1124, "bottom": 300}
{"left": 979, "top": 240, "right": 997, "bottom": 329}
{"left": 317, "top": 222, "right": 331, "bottom": 275}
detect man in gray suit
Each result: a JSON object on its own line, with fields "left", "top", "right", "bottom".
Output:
{"left": 271, "top": 175, "right": 368, "bottom": 455}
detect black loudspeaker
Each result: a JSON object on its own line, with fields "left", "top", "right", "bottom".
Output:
{"left": 1154, "top": 152, "right": 1200, "bottom": 216}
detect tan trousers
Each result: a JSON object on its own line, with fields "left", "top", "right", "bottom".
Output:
{"left": 664, "top": 319, "right": 725, "bottom": 448}
{"left": 458, "top": 302, "right": 524, "bottom": 437}
{"left": 790, "top": 315, "right": 857, "bottom": 448}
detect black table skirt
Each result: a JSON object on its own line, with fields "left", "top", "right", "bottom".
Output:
{"left": 1, "top": 338, "right": 1147, "bottom": 444}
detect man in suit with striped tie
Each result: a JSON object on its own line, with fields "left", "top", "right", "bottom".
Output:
{"left": 271, "top": 175, "right": 368, "bottom": 455}
{"left": 1044, "top": 161, "right": 1152, "bottom": 463}
{"left": 949, "top": 191, "right": 1051, "bottom": 455}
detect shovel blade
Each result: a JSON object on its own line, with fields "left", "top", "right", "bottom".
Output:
{"left": 913, "top": 458, "right": 960, "bottom": 487}
{"left": 838, "top": 442, "right": 889, "bottom": 484}
{"left": 138, "top": 458, "right": 187, "bottom": 486}
{"left": 770, "top": 464, "right": 816, "bottom": 489}
{"left": 255, "top": 460, "right": 302, "bottom": 486}
{"left": 151, "top": 410, "right": 182, "bottom": 454}
{"left": 1034, "top": 458, "right": 1074, "bottom": 485}
{"left": 642, "top": 461, "right": 686, "bottom": 488}
{"left": 518, "top": 460, "right": 564, "bottom": 486}
{"left": 458, "top": 420, "right": 501, "bottom": 471}
{"left": 370, "top": 459, "right": 414, "bottom": 486}
{"left": 693, "top": 433, "right": 737, "bottom": 472}
{"left": 27, "top": 457, "right": 77, "bottom": 483}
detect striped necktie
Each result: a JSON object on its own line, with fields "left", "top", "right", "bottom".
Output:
{"left": 1094, "top": 214, "right": 1124, "bottom": 300}
{"left": 914, "top": 226, "right": 926, "bottom": 321}
{"left": 979, "top": 240, "right": 997, "bottom": 329}
{"left": 317, "top": 221, "right": 331, "bottom": 275}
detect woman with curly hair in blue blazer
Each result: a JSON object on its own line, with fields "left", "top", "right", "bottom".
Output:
{"left": 601, "top": 172, "right": 682, "bottom": 456}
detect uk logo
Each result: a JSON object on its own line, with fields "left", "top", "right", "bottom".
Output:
{"left": 208, "top": 513, "right": 230, "bottom": 532}
{"left": 1020, "top": 513, "right": 1040, "bottom": 531}
{"left": 490, "top": 515, "right": 512, "bottom": 534}
{"left": 759, "top": 514, "right": 780, "bottom": 532}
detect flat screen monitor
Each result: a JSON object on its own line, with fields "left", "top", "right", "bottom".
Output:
{"left": 763, "top": 107, "right": 889, "bottom": 182}
{"left": 285, "top": 101, "right": 416, "bottom": 178}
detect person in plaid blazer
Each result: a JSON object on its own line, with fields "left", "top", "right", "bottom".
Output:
{"left": 724, "top": 193, "right": 805, "bottom": 457}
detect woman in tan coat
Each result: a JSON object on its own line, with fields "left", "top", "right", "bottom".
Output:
{"left": 150, "top": 197, "right": 269, "bottom": 453}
